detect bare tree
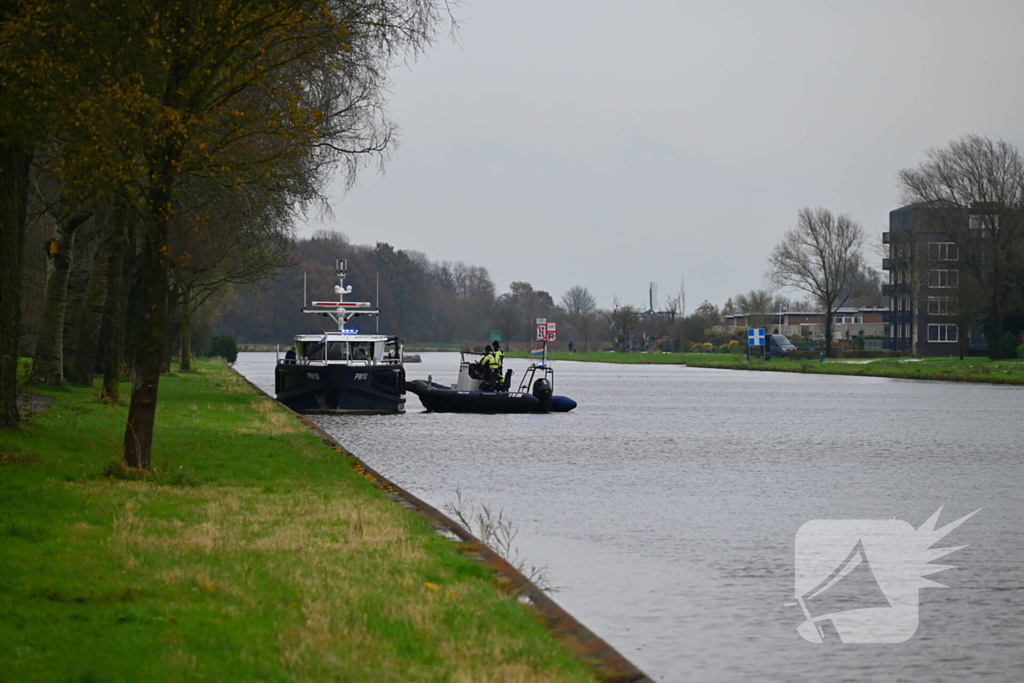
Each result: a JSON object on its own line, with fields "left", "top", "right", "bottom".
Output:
{"left": 492, "top": 295, "right": 521, "bottom": 350}
{"left": 663, "top": 294, "right": 682, "bottom": 322}
{"left": 767, "top": 207, "right": 865, "bottom": 357}
{"left": 733, "top": 289, "right": 785, "bottom": 331}
{"left": 560, "top": 285, "right": 596, "bottom": 352}
{"left": 607, "top": 296, "right": 642, "bottom": 352}
{"left": 845, "top": 265, "right": 885, "bottom": 308}
{"left": 898, "top": 135, "right": 1024, "bottom": 359}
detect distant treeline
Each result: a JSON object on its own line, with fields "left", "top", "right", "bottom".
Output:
{"left": 220, "top": 230, "right": 517, "bottom": 345}
{"left": 216, "top": 230, "right": 892, "bottom": 352}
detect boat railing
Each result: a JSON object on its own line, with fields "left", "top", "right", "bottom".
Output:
{"left": 277, "top": 357, "right": 403, "bottom": 367}
{"left": 517, "top": 362, "right": 555, "bottom": 394}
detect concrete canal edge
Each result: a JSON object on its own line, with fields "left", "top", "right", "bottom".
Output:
{"left": 234, "top": 368, "right": 654, "bottom": 683}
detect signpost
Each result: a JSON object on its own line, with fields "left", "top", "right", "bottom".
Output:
{"left": 535, "top": 318, "right": 558, "bottom": 365}
{"left": 748, "top": 328, "right": 766, "bottom": 361}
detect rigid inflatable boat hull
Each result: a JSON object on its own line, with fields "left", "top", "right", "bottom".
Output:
{"left": 406, "top": 380, "right": 576, "bottom": 414}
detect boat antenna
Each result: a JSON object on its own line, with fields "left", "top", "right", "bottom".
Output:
{"left": 376, "top": 270, "right": 379, "bottom": 333}
{"left": 303, "top": 271, "right": 307, "bottom": 308}
{"left": 303, "top": 257, "right": 375, "bottom": 330}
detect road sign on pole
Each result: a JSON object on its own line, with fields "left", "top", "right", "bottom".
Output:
{"left": 546, "top": 321, "right": 557, "bottom": 342}
{"left": 535, "top": 322, "right": 547, "bottom": 341}
{"left": 748, "top": 328, "right": 766, "bottom": 346}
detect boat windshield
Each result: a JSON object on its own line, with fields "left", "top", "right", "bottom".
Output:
{"left": 350, "top": 342, "right": 373, "bottom": 360}
{"left": 303, "top": 340, "right": 326, "bottom": 360}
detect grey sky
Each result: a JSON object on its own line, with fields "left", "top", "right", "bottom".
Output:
{"left": 301, "top": 0, "right": 1024, "bottom": 312}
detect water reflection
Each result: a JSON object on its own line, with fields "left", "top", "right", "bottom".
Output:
{"left": 236, "top": 352, "right": 1024, "bottom": 682}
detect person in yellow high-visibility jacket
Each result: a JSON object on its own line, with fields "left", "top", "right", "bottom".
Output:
{"left": 491, "top": 340, "right": 506, "bottom": 390}
{"left": 492, "top": 340, "right": 505, "bottom": 372}
{"left": 479, "top": 345, "right": 500, "bottom": 390}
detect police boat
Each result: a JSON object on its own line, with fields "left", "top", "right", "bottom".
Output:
{"left": 274, "top": 259, "right": 405, "bottom": 414}
{"left": 405, "top": 352, "right": 577, "bottom": 414}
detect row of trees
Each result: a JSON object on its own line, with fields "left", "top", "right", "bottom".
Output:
{"left": 1, "top": 0, "right": 449, "bottom": 472}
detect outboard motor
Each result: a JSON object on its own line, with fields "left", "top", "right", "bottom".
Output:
{"left": 504, "top": 369, "right": 514, "bottom": 391}
{"left": 532, "top": 378, "right": 552, "bottom": 412}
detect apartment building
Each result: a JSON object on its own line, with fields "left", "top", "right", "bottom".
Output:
{"left": 883, "top": 202, "right": 987, "bottom": 355}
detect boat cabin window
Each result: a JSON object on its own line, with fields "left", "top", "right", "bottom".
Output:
{"left": 351, "top": 342, "right": 373, "bottom": 360}
{"left": 302, "top": 340, "right": 326, "bottom": 360}
{"left": 327, "top": 341, "right": 348, "bottom": 360}
{"left": 298, "top": 339, "right": 383, "bottom": 362}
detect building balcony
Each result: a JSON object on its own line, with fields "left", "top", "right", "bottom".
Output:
{"left": 882, "top": 284, "right": 911, "bottom": 297}
{"left": 882, "top": 258, "right": 908, "bottom": 271}
{"left": 883, "top": 310, "right": 912, "bottom": 323}
{"left": 882, "top": 232, "right": 890, "bottom": 244}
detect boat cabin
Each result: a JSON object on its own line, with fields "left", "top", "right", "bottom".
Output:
{"left": 287, "top": 333, "right": 403, "bottom": 365}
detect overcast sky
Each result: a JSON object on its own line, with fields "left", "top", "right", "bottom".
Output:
{"left": 300, "top": 0, "right": 1024, "bottom": 312}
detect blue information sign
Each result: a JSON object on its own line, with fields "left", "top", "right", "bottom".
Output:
{"left": 748, "top": 328, "right": 766, "bottom": 346}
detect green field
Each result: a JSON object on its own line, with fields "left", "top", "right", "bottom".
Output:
{"left": 0, "top": 361, "right": 595, "bottom": 682}
{"left": 507, "top": 350, "right": 1024, "bottom": 385}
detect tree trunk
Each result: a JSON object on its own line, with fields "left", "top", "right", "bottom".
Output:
{"left": 29, "top": 214, "right": 89, "bottom": 384}
{"left": 71, "top": 239, "right": 111, "bottom": 386}
{"left": 162, "top": 286, "right": 181, "bottom": 374}
{"left": 824, "top": 309, "right": 834, "bottom": 358}
{"left": 0, "top": 142, "right": 32, "bottom": 428}
{"left": 180, "top": 287, "right": 192, "bottom": 371}
{"left": 123, "top": 208, "right": 171, "bottom": 470}
{"left": 61, "top": 236, "right": 95, "bottom": 380}
{"left": 100, "top": 222, "right": 127, "bottom": 403}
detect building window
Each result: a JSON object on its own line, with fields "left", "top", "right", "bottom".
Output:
{"left": 928, "top": 269, "right": 958, "bottom": 288}
{"left": 834, "top": 314, "right": 862, "bottom": 324}
{"left": 928, "top": 242, "right": 958, "bottom": 261}
{"left": 927, "top": 297, "right": 951, "bottom": 315}
{"left": 928, "top": 324, "right": 958, "bottom": 342}
{"left": 970, "top": 214, "right": 999, "bottom": 231}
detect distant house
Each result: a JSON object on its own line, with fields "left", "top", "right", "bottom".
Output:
{"left": 883, "top": 203, "right": 988, "bottom": 356}
{"left": 723, "top": 307, "right": 887, "bottom": 342}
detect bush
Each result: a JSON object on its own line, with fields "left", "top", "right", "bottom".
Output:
{"left": 210, "top": 335, "right": 238, "bottom": 364}
{"left": 1017, "top": 344, "right": 1024, "bottom": 360}
{"left": 725, "top": 340, "right": 744, "bottom": 354}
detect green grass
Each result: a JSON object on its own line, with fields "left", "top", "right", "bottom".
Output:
{"left": 1, "top": 361, "right": 595, "bottom": 682}
{"left": 506, "top": 350, "right": 688, "bottom": 365}
{"left": 508, "top": 350, "right": 1024, "bottom": 384}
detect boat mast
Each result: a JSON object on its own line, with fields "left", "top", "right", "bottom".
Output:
{"left": 303, "top": 258, "right": 379, "bottom": 330}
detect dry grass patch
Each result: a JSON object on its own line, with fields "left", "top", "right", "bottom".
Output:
{"left": 234, "top": 398, "right": 303, "bottom": 436}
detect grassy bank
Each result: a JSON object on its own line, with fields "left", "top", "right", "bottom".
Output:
{"left": 0, "top": 361, "right": 595, "bottom": 682}
{"left": 506, "top": 350, "right": 688, "bottom": 365}
{"left": 507, "top": 350, "right": 1024, "bottom": 385}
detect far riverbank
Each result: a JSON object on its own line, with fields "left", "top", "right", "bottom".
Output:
{"left": 506, "top": 350, "right": 1024, "bottom": 385}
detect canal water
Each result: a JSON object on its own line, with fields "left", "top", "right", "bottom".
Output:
{"left": 235, "top": 352, "right": 1024, "bottom": 682}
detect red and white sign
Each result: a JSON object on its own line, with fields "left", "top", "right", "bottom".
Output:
{"left": 311, "top": 301, "right": 373, "bottom": 308}
{"left": 546, "top": 321, "right": 557, "bottom": 342}
{"left": 535, "top": 323, "right": 547, "bottom": 341}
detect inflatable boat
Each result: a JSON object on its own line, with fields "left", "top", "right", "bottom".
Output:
{"left": 405, "top": 353, "right": 577, "bottom": 414}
